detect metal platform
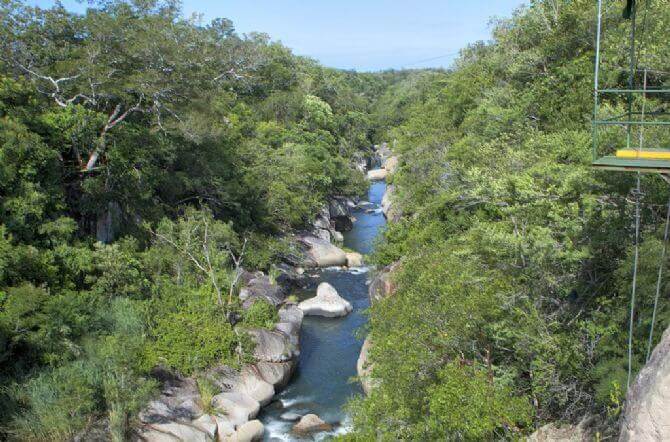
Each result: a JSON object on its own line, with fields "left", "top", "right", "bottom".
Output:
{"left": 592, "top": 156, "right": 670, "bottom": 173}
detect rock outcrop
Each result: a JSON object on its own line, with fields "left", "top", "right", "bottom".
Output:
{"left": 137, "top": 273, "right": 302, "bottom": 442}
{"left": 368, "top": 262, "right": 400, "bottom": 304}
{"left": 367, "top": 168, "right": 388, "bottom": 181}
{"left": 346, "top": 252, "right": 364, "bottom": 267}
{"left": 292, "top": 414, "right": 332, "bottom": 435}
{"left": 619, "top": 326, "right": 670, "bottom": 441}
{"left": 381, "top": 184, "right": 401, "bottom": 223}
{"left": 298, "top": 282, "right": 352, "bottom": 317}
{"left": 357, "top": 337, "right": 376, "bottom": 395}
{"left": 527, "top": 419, "right": 593, "bottom": 441}
{"left": 298, "top": 235, "right": 347, "bottom": 268}
{"left": 239, "top": 272, "right": 286, "bottom": 309}
{"left": 383, "top": 155, "right": 399, "bottom": 175}
{"left": 329, "top": 197, "right": 354, "bottom": 232}
{"left": 357, "top": 262, "right": 399, "bottom": 396}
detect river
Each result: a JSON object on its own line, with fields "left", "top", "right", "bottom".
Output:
{"left": 260, "top": 179, "right": 387, "bottom": 441}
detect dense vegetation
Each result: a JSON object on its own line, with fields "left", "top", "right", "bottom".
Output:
{"left": 0, "top": 1, "right": 399, "bottom": 439}
{"left": 344, "top": 0, "right": 670, "bottom": 439}
{"left": 3, "top": 0, "right": 670, "bottom": 440}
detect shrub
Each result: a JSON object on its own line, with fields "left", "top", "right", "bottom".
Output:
{"left": 242, "top": 299, "right": 278, "bottom": 329}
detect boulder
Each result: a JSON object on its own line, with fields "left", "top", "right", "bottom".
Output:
{"left": 381, "top": 184, "right": 401, "bottom": 223}
{"left": 312, "top": 227, "right": 331, "bottom": 242}
{"left": 527, "top": 419, "right": 592, "bottom": 441}
{"left": 331, "top": 230, "right": 344, "bottom": 243}
{"left": 383, "top": 155, "right": 399, "bottom": 174}
{"left": 272, "top": 263, "right": 308, "bottom": 289}
{"left": 328, "top": 197, "right": 350, "bottom": 218}
{"left": 276, "top": 304, "right": 304, "bottom": 342}
{"left": 211, "top": 392, "right": 260, "bottom": 428}
{"left": 230, "top": 420, "right": 264, "bottom": 442}
{"left": 292, "top": 414, "right": 332, "bottom": 435}
{"left": 357, "top": 337, "right": 376, "bottom": 395}
{"left": 139, "top": 371, "right": 203, "bottom": 424}
{"left": 368, "top": 262, "right": 400, "bottom": 304}
{"left": 254, "top": 361, "right": 295, "bottom": 389}
{"left": 619, "top": 326, "right": 670, "bottom": 441}
{"left": 280, "top": 412, "right": 302, "bottom": 421}
{"left": 247, "top": 328, "right": 296, "bottom": 362}
{"left": 298, "top": 282, "right": 353, "bottom": 317}
{"left": 192, "top": 414, "right": 218, "bottom": 439}
{"left": 239, "top": 273, "right": 286, "bottom": 309}
{"left": 206, "top": 366, "right": 274, "bottom": 407}
{"left": 140, "top": 422, "right": 210, "bottom": 442}
{"left": 214, "top": 415, "right": 236, "bottom": 441}
{"left": 346, "top": 252, "right": 364, "bottom": 268}
{"left": 298, "top": 235, "right": 347, "bottom": 268}
{"left": 367, "top": 168, "right": 388, "bottom": 181}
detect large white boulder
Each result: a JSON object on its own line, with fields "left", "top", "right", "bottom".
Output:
{"left": 298, "top": 282, "right": 353, "bottom": 317}
{"left": 211, "top": 392, "right": 260, "bottom": 428}
{"left": 619, "top": 326, "right": 670, "bottom": 441}
{"left": 298, "top": 235, "right": 347, "bottom": 268}
{"left": 367, "top": 168, "right": 388, "bottom": 181}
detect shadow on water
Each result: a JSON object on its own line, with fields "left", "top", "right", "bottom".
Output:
{"left": 260, "top": 179, "right": 387, "bottom": 441}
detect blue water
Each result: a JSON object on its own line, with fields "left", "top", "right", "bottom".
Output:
{"left": 260, "top": 180, "right": 387, "bottom": 441}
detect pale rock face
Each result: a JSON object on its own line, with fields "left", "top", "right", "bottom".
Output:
{"left": 383, "top": 155, "right": 399, "bottom": 174}
{"left": 245, "top": 328, "right": 296, "bottom": 363}
{"left": 619, "top": 326, "right": 670, "bottom": 441}
{"left": 346, "top": 252, "right": 363, "bottom": 267}
{"left": 357, "top": 337, "right": 377, "bottom": 395}
{"left": 239, "top": 273, "right": 286, "bottom": 310}
{"left": 368, "top": 262, "right": 399, "bottom": 304}
{"left": 215, "top": 415, "right": 236, "bottom": 441}
{"left": 228, "top": 420, "right": 264, "bottom": 442}
{"left": 381, "top": 184, "right": 401, "bottom": 223}
{"left": 211, "top": 392, "right": 260, "bottom": 428}
{"left": 254, "top": 361, "right": 295, "bottom": 389}
{"left": 367, "top": 168, "right": 388, "bottom": 181}
{"left": 526, "top": 419, "right": 592, "bottom": 441}
{"left": 292, "top": 413, "right": 332, "bottom": 435}
{"left": 298, "top": 235, "right": 347, "bottom": 268}
{"left": 192, "top": 414, "right": 218, "bottom": 439}
{"left": 331, "top": 230, "right": 344, "bottom": 243}
{"left": 298, "top": 282, "right": 353, "bottom": 317}
{"left": 139, "top": 422, "right": 211, "bottom": 442}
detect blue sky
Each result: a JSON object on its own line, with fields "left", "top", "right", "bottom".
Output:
{"left": 30, "top": 0, "right": 525, "bottom": 71}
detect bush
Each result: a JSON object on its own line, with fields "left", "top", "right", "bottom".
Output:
{"left": 146, "top": 286, "right": 244, "bottom": 374}
{"left": 8, "top": 361, "right": 100, "bottom": 441}
{"left": 242, "top": 299, "right": 278, "bottom": 329}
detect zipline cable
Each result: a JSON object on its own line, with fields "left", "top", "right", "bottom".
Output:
{"left": 625, "top": 0, "right": 640, "bottom": 390}
{"left": 629, "top": 173, "right": 642, "bottom": 389}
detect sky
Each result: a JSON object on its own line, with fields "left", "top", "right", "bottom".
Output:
{"left": 29, "top": 0, "right": 525, "bottom": 72}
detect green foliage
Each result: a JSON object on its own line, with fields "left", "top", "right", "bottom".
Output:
{"left": 145, "top": 285, "right": 244, "bottom": 375}
{"left": 0, "top": 0, "right": 389, "bottom": 437}
{"left": 349, "top": 0, "right": 670, "bottom": 438}
{"left": 242, "top": 299, "right": 279, "bottom": 329}
{"left": 426, "top": 363, "right": 533, "bottom": 440}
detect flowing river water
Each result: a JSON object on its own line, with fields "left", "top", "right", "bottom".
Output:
{"left": 260, "top": 179, "right": 387, "bottom": 441}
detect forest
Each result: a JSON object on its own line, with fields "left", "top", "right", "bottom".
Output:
{"left": 1, "top": 0, "right": 669, "bottom": 440}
